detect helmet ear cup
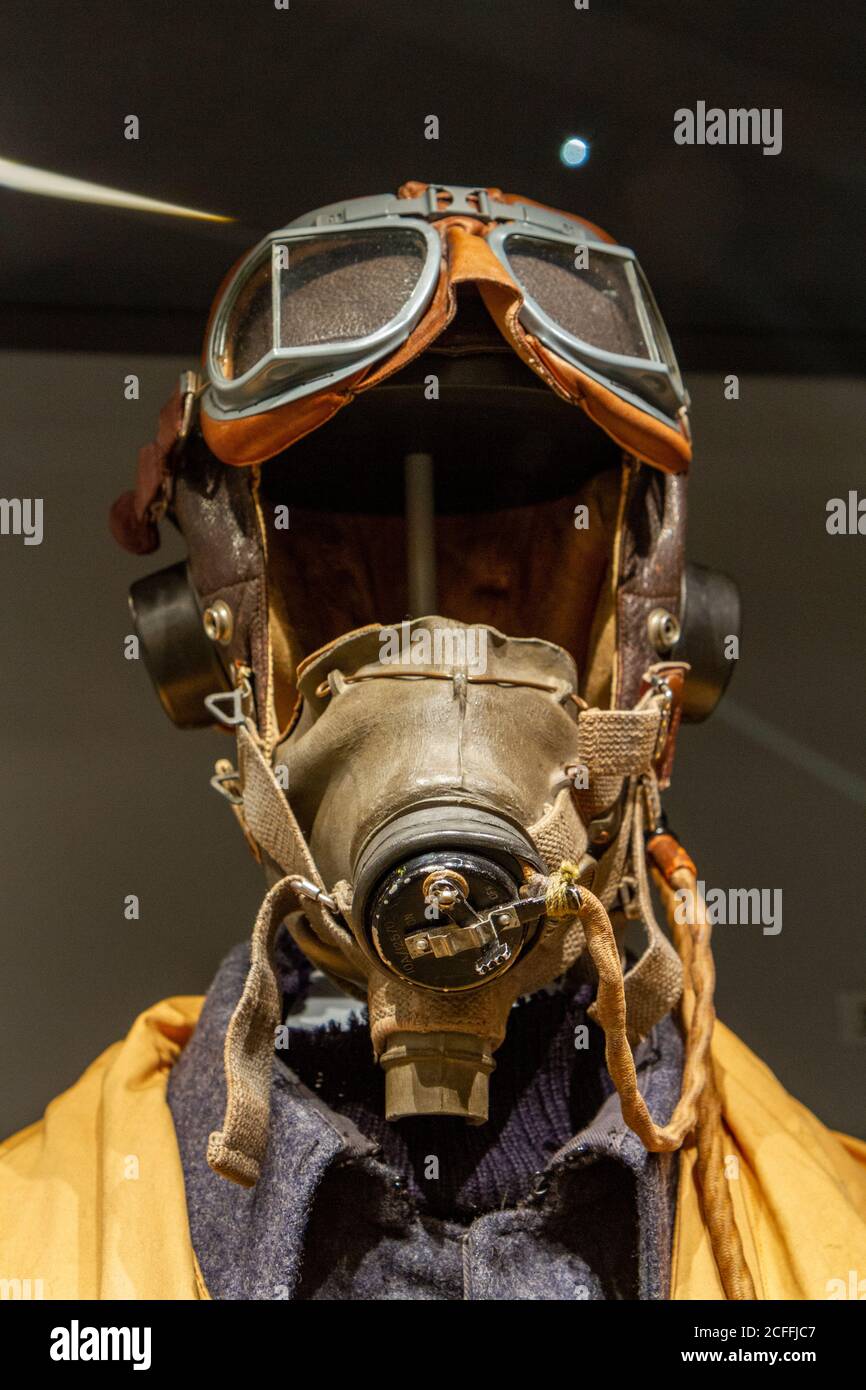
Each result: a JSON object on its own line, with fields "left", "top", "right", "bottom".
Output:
{"left": 674, "top": 562, "right": 742, "bottom": 723}
{"left": 128, "top": 561, "right": 232, "bottom": 728}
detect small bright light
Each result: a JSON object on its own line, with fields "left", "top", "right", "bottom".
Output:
{"left": 560, "top": 137, "right": 589, "bottom": 168}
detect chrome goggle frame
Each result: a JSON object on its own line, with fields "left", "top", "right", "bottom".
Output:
{"left": 204, "top": 184, "right": 688, "bottom": 429}
{"left": 205, "top": 217, "right": 442, "bottom": 420}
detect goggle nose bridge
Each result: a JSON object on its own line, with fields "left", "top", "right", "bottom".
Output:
{"left": 418, "top": 185, "right": 493, "bottom": 219}
{"left": 406, "top": 185, "right": 595, "bottom": 239}
{"left": 301, "top": 184, "right": 585, "bottom": 238}
{"left": 303, "top": 184, "right": 496, "bottom": 228}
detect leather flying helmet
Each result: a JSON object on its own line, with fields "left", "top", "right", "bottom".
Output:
{"left": 111, "top": 182, "right": 741, "bottom": 1206}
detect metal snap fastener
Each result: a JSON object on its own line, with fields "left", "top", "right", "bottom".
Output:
{"left": 202, "top": 600, "right": 233, "bottom": 645}
{"left": 647, "top": 607, "right": 681, "bottom": 654}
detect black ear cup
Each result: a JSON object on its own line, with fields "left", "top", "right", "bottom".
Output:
{"left": 675, "top": 562, "right": 742, "bottom": 723}
{"left": 128, "top": 561, "right": 232, "bottom": 728}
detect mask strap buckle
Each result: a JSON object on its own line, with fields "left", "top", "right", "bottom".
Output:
{"left": 204, "top": 688, "right": 246, "bottom": 727}
{"left": 205, "top": 668, "right": 254, "bottom": 728}
{"left": 209, "top": 764, "right": 243, "bottom": 804}
{"left": 649, "top": 675, "right": 674, "bottom": 761}
{"left": 289, "top": 877, "right": 338, "bottom": 914}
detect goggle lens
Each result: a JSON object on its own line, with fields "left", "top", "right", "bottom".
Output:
{"left": 220, "top": 227, "right": 430, "bottom": 381}
{"left": 502, "top": 233, "right": 656, "bottom": 362}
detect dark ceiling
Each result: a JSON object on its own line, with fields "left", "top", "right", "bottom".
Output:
{"left": 1, "top": 0, "right": 863, "bottom": 371}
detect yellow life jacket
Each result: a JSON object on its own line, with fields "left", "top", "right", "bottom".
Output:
{"left": 1, "top": 996, "right": 864, "bottom": 1300}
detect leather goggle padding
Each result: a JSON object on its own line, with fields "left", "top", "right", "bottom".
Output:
{"left": 440, "top": 221, "right": 523, "bottom": 295}
{"left": 202, "top": 367, "right": 369, "bottom": 466}
{"left": 475, "top": 282, "right": 692, "bottom": 476}
{"left": 527, "top": 338, "right": 692, "bottom": 476}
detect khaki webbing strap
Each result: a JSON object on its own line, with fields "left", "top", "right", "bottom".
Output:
{"left": 237, "top": 724, "right": 321, "bottom": 884}
{"left": 236, "top": 724, "right": 364, "bottom": 970}
{"left": 576, "top": 706, "right": 662, "bottom": 778}
{"left": 207, "top": 874, "right": 300, "bottom": 1187}
{"left": 208, "top": 724, "right": 364, "bottom": 1188}
{"left": 615, "top": 784, "right": 683, "bottom": 1043}
{"left": 585, "top": 779, "right": 682, "bottom": 1044}
{"left": 572, "top": 703, "right": 666, "bottom": 825}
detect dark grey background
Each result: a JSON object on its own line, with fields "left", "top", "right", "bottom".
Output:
{"left": 0, "top": 357, "right": 863, "bottom": 1138}
{"left": 0, "top": 0, "right": 864, "bottom": 1138}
